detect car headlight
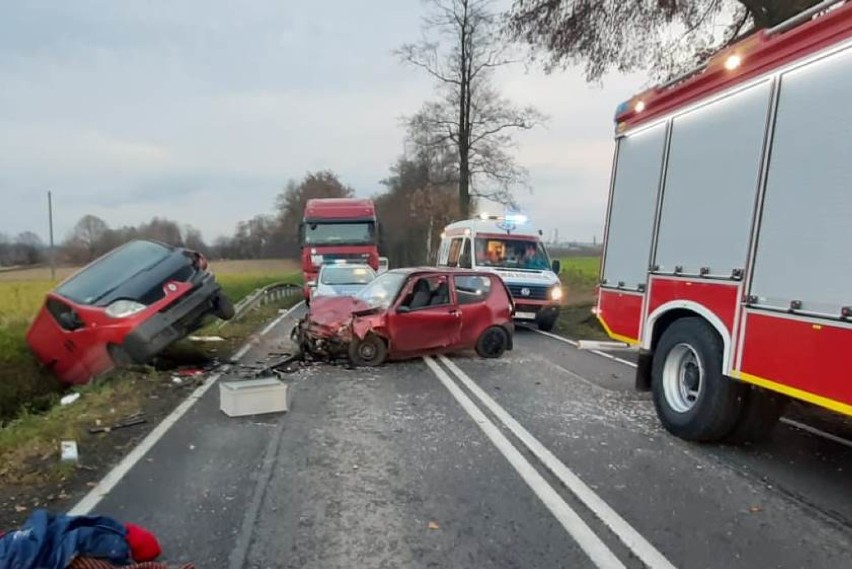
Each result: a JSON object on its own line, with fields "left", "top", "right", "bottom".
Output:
{"left": 550, "top": 286, "right": 564, "bottom": 301}
{"left": 105, "top": 300, "right": 147, "bottom": 318}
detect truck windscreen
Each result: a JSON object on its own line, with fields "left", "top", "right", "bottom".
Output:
{"left": 304, "top": 222, "right": 375, "bottom": 246}
{"left": 475, "top": 238, "right": 551, "bottom": 271}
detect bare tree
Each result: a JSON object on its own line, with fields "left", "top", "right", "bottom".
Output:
{"left": 506, "top": 0, "right": 824, "bottom": 82}
{"left": 399, "top": 0, "right": 544, "bottom": 218}
{"left": 67, "top": 214, "right": 110, "bottom": 262}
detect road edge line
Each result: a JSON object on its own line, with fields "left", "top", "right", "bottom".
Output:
{"left": 69, "top": 302, "right": 304, "bottom": 515}
{"left": 438, "top": 355, "right": 678, "bottom": 569}
{"left": 423, "top": 356, "right": 626, "bottom": 569}
{"left": 67, "top": 367, "right": 228, "bottom": 515}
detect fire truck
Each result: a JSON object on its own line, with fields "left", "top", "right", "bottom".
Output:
{"left": 597, "top": 0, "right": 852, "bottom": 443}
{"left": 300, "top": 198, "right": 380, "bottom": 303}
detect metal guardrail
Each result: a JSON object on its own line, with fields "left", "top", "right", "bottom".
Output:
{"left": 219, "top": 282, "right": 303, "bottom": 328}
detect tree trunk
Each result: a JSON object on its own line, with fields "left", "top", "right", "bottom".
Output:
{"left": 457, "top": 0, "right": 471, "bottom": 220}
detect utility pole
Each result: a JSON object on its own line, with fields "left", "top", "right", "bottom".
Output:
{"left": 48, "top": 191, "right": 55, "bottom": 281}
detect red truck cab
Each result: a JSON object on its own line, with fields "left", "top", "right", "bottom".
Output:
{"left": 300, "top": 198, "right": 380, "bottom": 302}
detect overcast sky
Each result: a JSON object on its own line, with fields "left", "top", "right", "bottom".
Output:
{"left": 0, "top": 1, "right": 644, "bottom": 245}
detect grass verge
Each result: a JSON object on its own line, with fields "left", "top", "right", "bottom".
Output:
{"left": 555, "top": 256, "right": 608, "bottom": 341}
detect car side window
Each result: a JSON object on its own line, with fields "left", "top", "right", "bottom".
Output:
{"left": 399, "top": 276, "right": 451, "bottom": 310}
{"left": 454, "top": 276, "right": 491, "bottom": 305}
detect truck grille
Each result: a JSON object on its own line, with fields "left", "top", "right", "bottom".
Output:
{"left": 506, "top": 284, "right": 550, "bottom": 301}
{"left": 320, "top": 253, "right": 371, "bottom": 263}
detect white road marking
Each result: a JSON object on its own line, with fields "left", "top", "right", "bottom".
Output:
{"left": 529, "top": 328, "right": 852, "bottom": 454}
{"left": 68, "top": 305, "right": 307, "bottom": 515}
{"left": 423, "top": 356, "right": 627, "bottom": 569}
{"left": 780, "top": 418, "right": 852, "bottom": 450}
{"left": 69, "top": 368, "right": 228, "bottom": 515}
{"left": 231, "top": 342, "right": 254, "bottom": 362}
{"left": 438, "top": 355, "right": 678, "bottom": 569}
{"left": 260, "top": 301, "right": 304, "bottom": 336}
{"left": 525, "top": 326, "right": 639, "bottom": 367}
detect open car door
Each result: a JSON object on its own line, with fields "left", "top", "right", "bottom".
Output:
{"left": 386, "top": 274, "right": 461, "bottom": 353}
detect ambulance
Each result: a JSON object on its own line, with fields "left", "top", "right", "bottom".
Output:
{"left": 437, "top": 213, "right": 563, "bottom": 330}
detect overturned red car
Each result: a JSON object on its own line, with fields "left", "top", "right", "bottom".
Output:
{"left": 297, "top": 267, "right": 515, "bottom": 366}
{"left": 26, "top": 240, "right": 235, "bottom": 385}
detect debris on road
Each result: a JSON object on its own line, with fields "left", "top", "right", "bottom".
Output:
{"left": 59, "top": 441, "right": 79, "bottom": 463}
{"left": 219, "top": 377, "right": 289, "bottom": 417}
{"left": 60, "top": 393, "right": 81, "bottom": 406}
{"left": 428, "top": 521, "right": 440, "bottom": 530}
{"left": 188, "top": 335, "right": 226, "bottom": 342}
{"left": 88, "top": 413, "right": 147, "bottom": 435}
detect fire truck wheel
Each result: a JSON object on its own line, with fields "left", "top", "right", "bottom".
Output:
{"left": 476, "top": 326, "right": 509, "bottom": 358}
{"left": 651, "top": 317, "right": 745, "bottom": 442}
{"left": 348, "top": 333, "right": 388, "bottom": 367}
{"left": 723, "top": 386, "right": 788, "bottom": 444}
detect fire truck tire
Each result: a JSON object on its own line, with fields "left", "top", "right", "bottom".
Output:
{"left": 651, "top": 317, "right": 745, "bottom": 442}
{"left": 723, "top": 386, "right": 788, "bottom": 444}
{"left": 476, "top": 326, "right": 509, "bottom": 358}
{"left": 348, "top": 333, "right": 388, "bottom": 367}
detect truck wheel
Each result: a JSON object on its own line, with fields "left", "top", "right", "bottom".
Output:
{"left": 537, "top": 312, "right": 558, "bottom": 332}
{"left": 651, "top": 318, "right": 744, "bottom": 442}
{"left": 213, "top": 293, "right": 236, "bottom": 320}
{"left": 476, "top": 326, "right": 509, "bottom": 358}
{"left": 348, "top": 334, "right": 388, "bottom": 367}
{"left": 723, "top": 386, "right": 788, "bottom": 445}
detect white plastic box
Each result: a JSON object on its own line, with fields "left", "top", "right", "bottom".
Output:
{"left": 219, "top": 377, "right": 289, "bottom": 417}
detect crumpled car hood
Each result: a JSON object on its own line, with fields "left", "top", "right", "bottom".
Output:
{"left": 305, "top": 296, "right": 373, "bottom": 338}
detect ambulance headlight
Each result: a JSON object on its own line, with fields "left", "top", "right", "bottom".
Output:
{"left": 550, "top": 286, "right": 563, "bottom": 301}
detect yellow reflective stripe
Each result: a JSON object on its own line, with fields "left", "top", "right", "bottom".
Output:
{"left": 732, "top": 370, "right": 852, "bottom": 417}
{"left": 596, "top": 314, "right": 640, "bottom": 346}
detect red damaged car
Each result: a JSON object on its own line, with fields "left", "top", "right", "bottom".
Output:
{"left": 26, "top": 239, "right": 235, "bottom": 385}
{"left": 297, "top": 267, "right": 515, "bottom": 366}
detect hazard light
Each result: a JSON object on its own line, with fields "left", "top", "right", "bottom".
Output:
{"left": 724, "top": 54, "right": 742, "bottom": 70}
{"left": 634, "top": 100, "right": 646, "bottom": 113}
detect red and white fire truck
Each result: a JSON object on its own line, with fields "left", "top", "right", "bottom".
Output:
{"left": 597, "top": 0, "right": 852, "bottom": 443}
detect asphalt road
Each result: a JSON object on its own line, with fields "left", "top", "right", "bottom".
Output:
{"left": 83, "top": 304, "right": 852, "bottom": 568}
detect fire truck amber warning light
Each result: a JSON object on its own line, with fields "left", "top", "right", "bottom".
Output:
{"left": 724, "top": 54, "right": 743, "bottom": 70}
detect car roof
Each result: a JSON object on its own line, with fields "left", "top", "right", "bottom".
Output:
{"left": 319, "top": 263, "right": 374, "bottom": 271}
{"left": 386, "top": 266, "right": 495, "bottom": 278}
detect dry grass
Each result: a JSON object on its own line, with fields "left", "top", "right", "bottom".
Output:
{"left": 556, "top": 256, "right": 607, "bottom": 340}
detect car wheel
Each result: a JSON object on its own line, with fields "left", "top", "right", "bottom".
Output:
{"left": 348, "top": 333, "right": 388, "bottom": 367}
{"left": 108, "top": 344, "right": 134, "bottom": 367}
{"left": 651, "top": 317, "right": 744, "bottom": 442}
{"left": 476, "top": 326, "right": 509, "bottom": 359}
{"left": 213, "top": 293, "right": 235, "bottom": 320}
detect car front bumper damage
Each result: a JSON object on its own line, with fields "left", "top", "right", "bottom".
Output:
{"left": 122, "top": 274, "right": 222, "bottom": 363}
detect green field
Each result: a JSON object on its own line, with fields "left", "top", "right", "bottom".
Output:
{"left": 555, "top": 256, "right": 608, "bottom": 341}
{"left": 558, "top": 256, "right": 600, "bottom": 302}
